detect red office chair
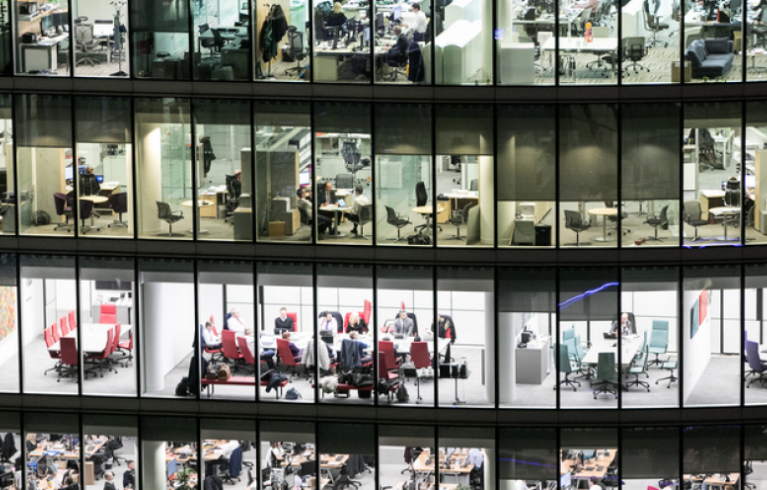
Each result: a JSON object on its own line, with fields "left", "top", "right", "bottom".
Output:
{"left": 222, "top": 330, "right": 244, "bottom": 372}
{"left": 410, "top": 341, "right": 432, "bottom": 404}
{"left": 202, "top": 325, "right": 224, "bottom": 363}
{"left": 57, "top": 337, "right": 79, "bottom": 382}
{"left": 60, "top": 316, "right": 70, "bottom": 336}
{"left": 379, "top": 341, "right": 403, "bottom": 368}
{"left": 109, "top": 323, "right": 122, "bottom": 367}
{"left": 362, "top": 299, "right": 372, "bottom": 324}
{"left": 236, "top": 336, "right": 257, "bottom": 375}
{"left": 401, "top": 301, "right": 406, "bottom": 311}
{"left": 276, "top": 337, "right": 303, "bottom": 379}
{"left": 343, "top": 311, "right": 365, "bottom": 333}
{"left": 286, "top": 312, "right": 298, "bottom": 331}
{"left": 117, "top": 330, "right": 134, "bottom": 366}
{"left": 68, "top": 311, "right": 77, "bottom": 331}
{"left": 377, "top": 351, "right": 399, "bottom": 381}
{"left": 44, "top": 326, "right": 61, "bottom": 376}
{"left": 51, "top": 323, "right": 60, "bottom": 344}
{"left": 85, "top": 328, "right": 115, "bottom": 378}
{"left": 100, "top": 304, "right": 117, "bottom": 324}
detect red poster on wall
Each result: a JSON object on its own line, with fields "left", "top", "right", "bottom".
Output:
{"left": 699, "top": 290, "right": 708, "bottom": 325}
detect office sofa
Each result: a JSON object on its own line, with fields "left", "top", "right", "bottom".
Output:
{"left": 684, "top": 38, "right": 733, "bottom": 78}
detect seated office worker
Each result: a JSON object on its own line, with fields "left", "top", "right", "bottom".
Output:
{"left": 320, "top": 311, "right": 339, "bottom": 332}
{"left": 610, "top": 312, "right": 633, "bottom": 336}
{"left": 80, "top": 167, "right": 101, "bottom": 196}
{"left": 203, "top": 322, "right": 222, "bottom": 349}
{"left": 227, "top": 308, "right": 249, "bottom": 334}
{"left": 349, "top": 331, "right": 372, "bottom": 363}
{"left": 318, "top": 181, "right": 339, "bottom": 223}
{"left": 282, "top": 331, "right": 303, "bottom": 360}
{"left": 327, "top": 2, "right": 348, "bottom": 26}
{"left": 275, "top": 307, "right": 294, "bottom": 334}
{"left": 394, "top": 310, "right": 414, "bottom": 336}
{"left": 297, "top": 187, "right": 333, "bottom": 234}
{"left": 388, "top": 26, "right": 408, "bottom": 59}
{"left": 348, "top": 185, "right": 370, "bottom": 236}
{"left": 347, "top": 312, "right": 368, "bottom": 334}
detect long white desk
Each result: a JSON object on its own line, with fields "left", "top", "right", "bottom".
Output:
{"left": 542, "top": 36, "right": 618, "bottom": 82}
{"left": 48, "top": 322, "right": 130, "bottom": 354}
{"left": 581, "top": 334, "right": 642, "bottom": 369}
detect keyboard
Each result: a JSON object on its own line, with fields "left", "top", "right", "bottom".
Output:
{"left": 335, "top": 456, "right": 343, "bottom": 461}
{"left": 585, "top": 467, "right": 594, "bottom": 471}
{"left": 597, "top": 466, "right": 604, "bottom": 471}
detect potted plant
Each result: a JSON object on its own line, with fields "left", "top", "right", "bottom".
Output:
{"left": 175, "top": 468, "right": 198, "bottom": 490}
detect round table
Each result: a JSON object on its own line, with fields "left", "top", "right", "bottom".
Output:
{"left": 182, "top": 200, "right": 214, "bottom": 235}
{"left": 319, "top": 204, "right": 348, "bottom": 238}
{"left": 587, "top": 207, "right": 618, "bottom": 242}
{"left": 413, "top": 205, "right": 444, "bottom": 236}
{"left": 79, "top": 195, "right": 109, "bottom": 232}
{"left": 709, "top": 206, "right": 741, "bottom": 241}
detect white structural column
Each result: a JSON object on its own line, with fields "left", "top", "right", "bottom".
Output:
{"left": 485, "top": 291, "right": 496, "bottom": 402}
{"left": 498, "top": 313, "right": 515, "bottom": 405}
{"left": 479, "top": 156, "right": 495, "bottom": 245}
{"left": 143, "top": 440, "right": 167, "bottom": 490}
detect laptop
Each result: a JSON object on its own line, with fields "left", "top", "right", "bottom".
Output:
{"left": 603, "top": 332, "right": 617, "bottom": 339}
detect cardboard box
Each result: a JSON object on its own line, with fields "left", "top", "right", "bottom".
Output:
{"left": 269, "top": 221, "right": 286, "bottom": 237}
{"left": 672, "top": 61, "right": 691, "bottom": 83}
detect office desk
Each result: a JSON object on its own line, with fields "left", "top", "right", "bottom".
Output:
{"left": 20, "top": 33, "right": 69, "bottom": 73}
{"left": 48, "top": 322, "right": 130, "bottom": 355}
{"left": 80, "top": 195, "right": 108, "bottom": 232}
{"left": 393, "top": 337, "right": 450, "bottom": 356}
{"left": 512, "top": 10, "right": 579, "bottom": 36}
{"left": 709, "top": 206, "right": 741, "bottom": 240}
{"left": 413, "top": 205, "right": 444, "bottom": 235}
{"left": 684, "top": 474, "right": 740, "bottom": 490}
{"left": 542, "top": 37, "right": 618, "bottom": 83}
{"left": 581, "top": 336, "right": 642, "bottom": 370}
{"left": 560, "top": 451, "right": 617, "bottom": 478}
{"left": 700, "top": 189, "right": 726, "bottom": 216}
{"left": 437, "top": 193, "right": 478, "bottom": 224}
{"left": 413, "top": 449, "right": 473, "bottom": 485}
{"left": 29, "top": 444, "right": 80, "bottom": 459}
{"left": 313, "top": 43, "right": 387, "bottom": 82}
{"left": 319, "top": 203, "right": 348, "bottom": 238}
{"left": 182, "top": 199, "right": 213, "bottom": 235}
{"left": 587, "top": 207, "right": 619, "bottom": 242}
{"left": 198, "top": 26, "right": 248, "bottom": 52}
{"left": 396, "top": 482, "right": 459, "bottom": 490}
{"left": 200, "top": 186, "right": 228, "bottom": 219}
{"left": 36, "top": 469, "right": 68, "bottom": 489}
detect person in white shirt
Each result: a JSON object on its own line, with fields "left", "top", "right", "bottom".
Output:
{"left": 410, "top": 4, "right": 427, "bottom": 41}
{"left": 515, "top": 480, "right": 529, "bottom": 490}
{"left": 319, "top": 312, "right": 338, "bottom": 332}
{"left": 227, "top": 308, "right": 249, "bottom": 335}
{"left": 215, "top": 440, "right": 240, "bottom": 459}
{"left": 202, "top": 322, "right": 222, "bottom": 349}
{"left": 347, "top": 185, "right": 371, "bottom": 236}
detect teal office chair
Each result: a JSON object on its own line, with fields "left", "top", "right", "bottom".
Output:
{"left": 626, "top": 345, "right": 650, "bottom": 391}
{"left": 555, "top": 343, "right": 581, "bottom": 391}
{"left": 564, "top": 337, "right": 578, "bottom": 364}
{"left": 592, "top": 352, "right": 619, "bottom": 399}
{"left": 652, "top": 319, "right": 669, "bottom": 331}
{"left": 563, "top": 328, "right": 575, "bottom": 341}
{"left": 656, "top": 356, "right": 678, "bottom": 388}
{"left": 573, "top": 334, "right": 594, "bottom": 381}
{"left": 634, "top": 331, "right": 648, "bottom": 362}
{"left": 648, "top": 324, "right": 669, "bottom": 367}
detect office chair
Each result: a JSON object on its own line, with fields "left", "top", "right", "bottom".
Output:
{"left": 414, "top": 181, "right": 440, "bottom": 232}
{"left": 683, "top": 200, "right": 709, "bottom": 242}
{"left": 585, "top": 26, "right": 612, "bottom": 75}
{"left": 285, "top": 26, "right": 306, "bottom": 76}
{"left": 605, "top": 201, "right": 629, "bottom": 235}
{"left": 644, "top": 204, "right": 669, "bottom": 241}
{"left": 469, "top": 179, "right": 478, "bottom": 191}
{"left": 334, "top": 458, "right": 362, "bottom": 490}
{"left": 385, "top": 47, "right": 408, "bottom": 81}
{"left": 353, "top": 204, "right": 373, "bottom": 239}
{"left": 107, "top": 192, "right": 129, "bottom": 228}
{"left": 624, "top": 37, "right": 649, "bottom": 73}
{"left": 626, "top": 346, "right": 651, "bottom": 391}
{"left": 753, "top": 8, "right": 767, "bottom": 49}
{"left": 592, "top": 352, "right": 619, "bottom": 399}
{"left": 642, "top": 2, "right": 669, "bottom": 48}
{"left": 556, "top": 343, "right": 580, "bottom": 391}
{"left": 53, "top": 193, "right": 74, "bottom": 232}
{"left": 75, "top": 23, "right": 100, "bottom": 67}
{"left": 79, "top": 199, "right": 98, "bottom": 235}
{"left": 156, "top": 201, "right": 185, "bottom": 237}
{"left": 385, "top": 205, "right": 411, "bottom": 242}
{"left": 445, "top": 203, "right": 474, "bottom": 241}
{"left": 564, "top": 210, "right": 590, "bottom": 246}
{"left": 225, "top": 174, "right": 241, "bottom": 223}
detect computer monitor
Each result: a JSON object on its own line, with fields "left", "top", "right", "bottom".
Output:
{"left": 167, "top": 458, "right": 178, "bottom": 479}
{"left": 65, "top": 166, "right": 74, "bottom": 181}
{"left": 746, "top": 174, "right": 756, "bottom": 188}
{"left": 299, "top": 172, "right": 311, "bottom": 186}
{"left": 393, "top": 4, "right": 402, "bottom": 21}
{"left": 95, "top": 175, "right": 104, "bottom": 183}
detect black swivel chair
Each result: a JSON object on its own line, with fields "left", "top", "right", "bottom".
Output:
{"left": 353, "top": 204, "right": 373, "bottom": 240}
{"left": 225, "top": 174, "right": 241, "bottom": 223}
{"left": 564, "top": 210, "right": 590, "bottom": 246}
{"left": 469, "top": 179, "right": 478, "bottom": 191}
{"left": 643, "top": 0, "right": 669, "bottom": 48}
{"left": 413, "top": 181, "right": 440, "bottom": 233}
{"left": 445, "top": 203, "right": 473, "bottom": 241}
{"left": 385, "top": 205, "right": 411, "bottom": 242}
{"left": 285, "top": 26, "right": 306, "bottom": 76}
{"left": 624, "top": 37, "right": 649, "bottom": 73}
{"left": 605, "top": 201, "right": 630, "bottom": 236}
{"left": 683, "top": 200, "right": 709, "bottom": 242}
{"left": 644, "top": 204, "right": 669, "bottom": 241}
{"left": 156, "top": 201, "right": 185, "bottom": 237}
{"left": 385, "top": 46, "right": 408, "bottom": 81}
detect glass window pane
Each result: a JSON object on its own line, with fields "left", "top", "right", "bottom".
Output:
{"left": 0, "top": 3, "right": 11, "bottom": 76}
{"left": 79, "top": 256, "right": 136, "bottom": 396}
{"left": 557, "top": 0, "right": 617, "bottom": 85}
{"left": 141, "top": 417, "right": 198, "bottom": 490}
{"left": 24, "top": 413, "right": 79, "bottom": 490}
{"left": 74, "top": 96, "right": 134, "bottom": 238}
{"left": 16, "top": 94, "right": 73, "bottom": 237}
{"left": 0, "top": 412, "right": 20, "bottom": 486}
{"left": 314, "top": 102, "right": 372, "bottom": 244}
{"left": 0, "top": 253, "right": 18, "bottom": 394}
{"left": 373, "top": 0, "right": 428, "bottom": 84}
{"left": 83, "top": 415, "right": 139, "bottom": 490}
{"left": 14, "top": 3, "right": 69, "bottom": 76}
{"left": 255, "top": 1, "right": 308, "bottom": 82}
{"left": 200, "top": 419, "right": 257, "bottom": 486}
{"left": 379, "top": 425, "right": 435, "bottom": 490}
{"left": 193, "top": 98, "right": 252, "bottom": 242}
{"left": 20, "top": 255, "right": 76, "bottom": 395}
{"left": 683, "top": 102, "right": 742, "bottom": 246}
{"left": 622, "top": 426, "right": 679, "bottom": 490}
{"left": 432, "top": 0, "right": 491, "bottom": 85}
{"left": 377, "top": 264, "right": 433, "bottom": 406}
{"left": 71, "top": 0, "right": 130, "bottom": 78}
{"left": 139, "top": 258, "right": 194, "bottom": 398}
{"left": 496, "top": 2, "right": 553, "bottom": 86}
{"left": 560, "top": 428, "right": 619, "bottom": 488}
{"left": 0, "top": 94, "right": 14, "bottom": 236}
{"left": 621, "top": 103, "right": 681, "bottom": 247}
{"left": 746, "top": 263, "right": 767, "bottom": 405}
{"left": 745, "top": 423, "right": 767, "bottom": 489}
{"left": 318, "top": 423, "right": 375, "bottom": 489}
{"left": 683, "top": 425, "right": 740, "bottom": 476}
{"left": 312, "top": 0, "right": 371, "bottom": 83}
{"left": 497, "top": 104, "right": 556, "bottom": 248}
{"left": 559, "top": 104, "right": 618, "bottom": 248}
{"left": 254, "top": 101, "right": 312, "bottom": 243}
{"left": 193, "top": 0, "right": 250, "bottom": 81}
{"left": 437, "top": 427, "right": 494, "bottom": 489}
{"left": 745, "top": 101, "right": 766, "bottom": 245}
{"left": 621, "top": 0, "right": 681, "bottom": 85}
{"left": 257, "top": 262, "right": 315, "bottom": 403}
{"left": 499, "top": 266, "right": 556, "bottom": 408}
{"left": 499, "top": 427, "right": 557, "bottom": 488}
{"left": 197, "top": 259, "right": 255, "bottom": 401}
{"left": 682, "top": 264, "right": 741, "bottom": 407}
{"left": 259, "top": 421, "right": 315, "bottom": 490}
{"left": 747, "top": 0, "right": 767, "bottom": 81}
{"left": 684, "top": 0, "right": 741, "bottom": 83}
{"left": 130, "top": 0, "right": 190, "bottom": 79}
{"left": 135, "top": 98, "right": 194, "bottom": 240}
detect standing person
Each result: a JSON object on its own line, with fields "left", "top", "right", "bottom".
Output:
{"left": 410, "top": 3, "right": 427, "bottom": 41}
{"left": 123, "top": 460, "right": 136, "bottom": 489}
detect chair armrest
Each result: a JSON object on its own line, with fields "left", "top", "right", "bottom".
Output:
{"left": 171, "top": 210, "right": 184, "bottom": 217}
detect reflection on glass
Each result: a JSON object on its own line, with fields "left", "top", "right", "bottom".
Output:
{"left": 560, "top": 428, "right": 618, "bottom": 489}
{"left": 622, "top": 427, "right": 679, "bottom": 490}
{"left": 684, "top": 0, "right": 742, "bottom": 83}
{"left": 130, "top": 0, "right": 190, "bottom": 79}
{"left": 193, "top": 0, "right": 249, "bottom": 81}
{"left": 71, "top": 0, "right": 130, "bottom": 78}
{"left": 499, "top": 428, "right": 557, "bottom": 490}
{"left": 312, "top": 0, "right": 371, "bottom": 83}
{"left": 373, "top": 0, "right": 426, "bottom": 84}
{"left": 14, "top": 0, "right": 69, "bottom": 76}
{"left": 683, "top": 425, "right": 740, "bottom": 485}
{"left": 255, "top": 0, "right": 309, "bottom": 81}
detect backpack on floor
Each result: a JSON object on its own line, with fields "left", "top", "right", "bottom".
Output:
{"left": 396, "top": 383, "right": 409, "bottom": 402}
{"left": 175, "top": 377, "right": 189, "bottom": 396}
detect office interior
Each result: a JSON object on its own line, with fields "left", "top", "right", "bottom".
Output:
{"left": 194, "top": 99, "right": 252, "bottom": 242}
{"left": 683, "top": 425, "right": 742, "bottom": 490}
{"left": 130, "top": 0, "right": 191, "bottom": 79}
{"left": 71, "top": 0, "right": 130, "bottom": 77}
{"left": 199, "top": 419, "right": 258, "bottom": 490}
{"left": 22, "top": 414, "right": 80, "bottom": 490}
{"left": 82, "top": 415, "right": 138, "bottom": 490}
{"left": 317, "top": 423, "right": 375, "bottom": 490}
{"left": 139, "top": 258, "right": 195, "bottom": 398}
{"left": 15, "top": 0, "right": 70, "bottom": 76}
{"left": 255, "top": 101, "right": 313, "bottom": 243}
{"left": 140, "top": 417, "right": 196, "bottom": 490}
{"left": 683, "top": 0, "right": 742, "bottom": 84}
{"left": 560, "top": 428, "right": 618, "bottom": 490}
{"left": 257, "top": 262, "right": 315, "bottom": 403}
{"left": 745, "top": 264, "right": 767, "bottom": 406}
{"left": 0, "top": 254, "right": 17, "bottom": 395}
{"left": 622, "top": 427, "right": 678, "bottom": 490}
{"left": 256, "top": 0, "right": 308, "bottom": 81}
{"left": 0, "top": 96, "right": 13, "bottom": 236}
{"left": 498, "top": 428, "right": 557, "bottom": 490}
{"left": 135, "top": 98, "right": 195, "bottom": 240}
{"left": 259, "top": 421, "right": 316, "bottom": 490}
{"left": 193, "top": 0, "right": 249, "bottom": 81}
{"left": 312, "top": 0, "right": 371, "bottom": 84}
{"left": 198, "top": 260, "right": 256, "bottom": 401}
{"left": 314, "top": 102, "right": 372, "bottom": 244}
{"left": 745, "top": 101, "right": 767, "bottom": 245}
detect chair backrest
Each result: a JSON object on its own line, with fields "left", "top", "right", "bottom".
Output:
{"left": 51, "top": 323, "right": 60, "bottom": 343}
{"left": 79, "top": 199, "right": 94, "bottom": 220}
{"left": 415, "top": 181, "right": 427, "bottom": 207}
{"left": 684, "top": 201, "right": 702, "bottom": 221}
{"left": 359, "top": 204, "right": 373, "bottom": 224}
{"left": 286, "top": 312, "right": 298, "bottom": 331}
{"left": 237, "top": 336, "right": 257, "bottom": 365}
{"left": 557, "top": 344, "right": 572, "bottom": 374}
{"left": 652, "top": 319, "right": 669, "bottom": 332}
{"left": 76, "top": 23, "right": 94, "bottom": 44}
{"left": 461, "top": 203, "right": 474, "bottom": 223}
{"left": 563, "top": 328, "right": 575, "bottom": 341}
{"left": 378, "top": 351, "right": 389, "bottom": 374}
{"left": 564, "top": 337, "right": 577, "bottom": 360}
{"left": 44, "top": 327, "right": 54, "bottom": 348}
{"left": 53, "top": 193, "right": 68, "bottom": 216}
{"left": 469, "top": 179, "right": 478, "bottom": 191}
{"left": 276, "top": 338, "right": 300, "bottom": 365}
{"left": 156, "top": 201, "right": 172, "bottom": 219}
{"left": 627, "top": 37, "right": 646, "bottom": 60}
{"left": 289, "top": 26, "right": 304, "bottom": 57}
{"left": 564, "top": 210, "right": 582, "bottom": 230}
{"left": 60, "top": 316, "right": 69, "bottom": 337}
{"left": 212, "top": 28, "right": 225, "bottom": 48}
{"left": 108, "top": 192, "right": 128, "bottom": 213}
{"left": 101, "top": 304, "right": 117, "bottom": 316}
{"left": 111, "top": 323, "right": 121, "bottom": 354}
{"left": 385, "top": 205, "right": 399, "bottom": 225}
{"left": 649, "top": 329, "right": 668, "bottom": 349}
{"left": 61, "top": 337, "right": 78, "bottom": 367}
{"left": 595, "top": 352, "right": 616, "bottom": 382}
{"left": 659, "top": 204, "right": 669, "bottom": 224}
{"left": 747, "top": 341, "right": 764, "bottom": 371}
{"left": 362, "top": 299, "right": 372, "bottom": 324}
{"left": 69, "top": 311, "right": 77, "bottom": 331}
{"left": 411, "top": 341, "right": 430, "bottom": 368}
{"left": 379, "top": 340, "right": 399, "bottom": 369}
{"left": 101, "top": 328, "right": 114, "bottom": 357}
{"left": 100, "top": 304, "right": 117, "bottom": 323}
{"left": 222, "top": 330, "right": 240, "bottom": 360}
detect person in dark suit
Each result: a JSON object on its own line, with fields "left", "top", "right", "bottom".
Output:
{"left": 122, "top": 460, "right": 135, "bottom": 489}
{"left": 389, "top": 25, "right": 408, "bottom": 59}
{"left": 102, "top": 471, "right": 116, "bottom": 490}
{"left": 275, "top": 308, "right": 294, "bottom": 334}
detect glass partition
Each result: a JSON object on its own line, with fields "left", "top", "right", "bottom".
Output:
{"left": 682, "top": 264, "right": 741, "bottom": 407}
{"left": 559, "top": 104, "right": 619, "bottom": 248}
{"left": 193, "top": 0, "right": 250, "bottom": 81}
{"left": 135, "top": 97, "right": 194, "bottom": 240}
{"left": 14, "top": 0, "right": 70, "bottom": 76}
{"left": 621, "top": 103, "right": 681, "bottom": 247}
{"left": 683, "top": 0, "right": 742, "bottom": 83}
{"left": 558, "top": 267, "right": 620, "bottom": 408}
{"left": 375, "top": 103, "right": 433, "bottom": 246}
{"left": 71, "top": 0, "right": 130, "bottom": 77}
{"left": 497, "top": 104, "right": 556, "bottom": 248}
{"left": 683, "top": 102, "right": 743, "bottom": 246}
{"left": 197, "top": 259, "right": 256, "bottom": 401}
{"left": 255, "top": 0, "right": 309, "bottom": 81}
{"left": 139, "top": 258, "right": 195, "bottom": 398}
{"left": 82, "top": 415, "right": 138, "bottom": 490}
{"left": 378, "top": 425, "right": 435, "bottom": 490}
{"left": 496, "top": 0, "right": 555, "bottom": 85}
{"left": 259, "top": 421, "right": 315, "bottom": 490}
{"left": 622, "top": 427, "right": 679, "bottom": 490}
{"left": 744, "top": 101, "right": 767, "bottom": 245}
{"left": 130, "top": 0, "right": 191, "bottom": 79}
{"left": 435, "top": 104, "right": 494, "bottom": 247}
{"left": 560, "top": 428, "right": 619, "bottom": 490}
{"left": 20, "top": 255, "right": 77, "bottom": 395}
{"left": 200, "top": 419, "right": 257, "bottom": 487}
{"left": 141, "top": 417, "right": 198, "bottom": 490}
{"left": 433, "top": 0, "right": 492, "bottom": 84}
{"left": 254, "top": 101, "right": 312, "bottom": 243}
{"left": 317, "top": 263, "right": 374, "bottom": 404}
{"left": 314, "top": 102, "right": 373, "bottom": 244}
{"left": 373, "top": 0, "right": 426, "bottom": 85}
{"left": 317, "top": 423, "right": 375, "bottom": 490}
{"left": 498, "top": 266, "right": 556, "bottom": 408}
{"left": 0, "top": 253, "right": 18, "bottom": 394}
{"left": 377, "top": 264, "right": 434, "bottom": 406}
{"left": 16, "top": 94, "right": 74, "bottom": 237}
{"left": 23, "top": 413, "right": 79, "bottom": 490}
{"left": 193, "top": 99, "right": 252, "bottom": 242}
{"left": 311, "top": 0, "right": 371, "bottom": 83}
{"left": 74, "top": 96, "right": 134, "bottom": 238}
{"left": 257, "top": 262, "right": 315, "bottom": 402}
{"left": 499, "top": 428, "right": 557, "bottom": 490}
{"left": 79, "top": 256, "right": 136, "bottom": 397}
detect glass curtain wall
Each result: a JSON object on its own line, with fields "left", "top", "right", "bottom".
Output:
{"left": 23, "top": 413, "right": 79, "bottom": 490}
{"left": 199, "top": 419, "right": 257, "bottom": 487}
{"left": 79, "top": 256, "right": 136, "bottom": 397}
{"left": 311, "top": 0, "right": 371, "bottom": 83}
{"left": 82, "top": 415, "right": 138, "bottom": 490}
{"left": 0, "top": 413, "right": 20, "bottom": 488}
{"left": 13, "top": 0, "right": 70, "bottom": 76}
{"left": 430, "top": 0, "right": 492, "bottom": 84}
{"left": 0, "top": 253, "right": 18, "bottom": 394}
{"left": 74, "top": 96, "right": 133, "bottom": 238}
{"left": 135, "top": 97, "right": 194, "bottom": 240}
{"left": 745, "top": 424, "right": 767, "bottom": 490}
{"left": 254, "top": 101, "right": 312, "bottom": 243}
{"left": 130, "top": 0, "right": 190, "bottom": 79}
{"left": 621, "top": 103, "right": 681, "bottom": 247}
{"left": 255, "top": 0, "right": 309, "bottom": 81}
{"left": 314, "top": 102, "right": 373, "bottom": 244}
{"left": 378, "top": 426, "right": 435, "bottom": 490}
{"left": 496, "top": 0, "right": 555, "bottom": 85}
{"left": 20, "top": 255, "right": 77, "bottom": 396}
{"left": 192, "top": 0, "right": 250, "bottom": 81}
{"left": 745, "top": 101, "right": 767, "bottom": 244}
{"left": 435, "top": 104, "right": 494, "bottom": 247}
{"left": 683, "top": 0, "right": 742, "bottom": 83}
{"left": 71, "top": 0, "right": 130, "bottom": 78}
{"left": 745, "top": 263, "right": 767, "bottom": 405}
{"left": 683, "top": 425, "right": 740, "bottom": 485}
{"left": 498, "top": 266, "right": 556, "bottom": 408}
{"left": 622, "top": 427, "right": 679, "bottom": 490}
{"left": 560, "top": 428, "right": 619, "bottom": 489}
{"left": 193, "top": 98, "right": 252, "bottom": 242}
{"left": 374, "top": 103, "right": 433, "bottom": 246}
{"left": 620, "top": 0, "right": 681, "bottom": 85}
{"left": 437, "top": 427, "right": 494, "bottom": 490}
{"left": 497, "top": 104, "right": 556, "bottom": 248}
{"left": 141, "top": 417, "right": 198, "bottom": 490}
{"left": 559, "top": 104, "right": 619, "bottom": 248}
{"left": 317, "top": 423, "right": 375, "bottom": 490}
{"left": 15, "top": 94, "right": 74, "bottom": 237}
